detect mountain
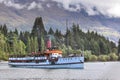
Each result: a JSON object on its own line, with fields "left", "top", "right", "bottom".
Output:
{"left": 0, "top": 0, "right": 120, "bottom": 44}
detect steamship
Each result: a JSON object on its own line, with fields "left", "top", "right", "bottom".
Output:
{"left": 8, "top": 36, "right": 84, "bottom": 69}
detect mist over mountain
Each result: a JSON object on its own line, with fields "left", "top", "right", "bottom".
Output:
{"left": 0, "top": 0, "right": 120, "bottom": 44}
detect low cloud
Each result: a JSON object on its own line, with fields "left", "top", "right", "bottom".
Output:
{"left": 46, "top": 3, "right": 51, "bottom": 8}
{"left": 0, "top": 0, "right": 43, "bottom": 10}
{"left": 52, "top": 0, "right": 120, "bottom": 18}
{"left": 27, "top": 1, "right": 43, "bottom": 10}
{"left": 0, "top": 0, "right": 26, "bottom": 9}
{"left": 27, "top": 1, "right": 37, "bottom": 10}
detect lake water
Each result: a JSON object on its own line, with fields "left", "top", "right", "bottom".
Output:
{"left": 0, "top": 61, "right": 120, "bottom": 80}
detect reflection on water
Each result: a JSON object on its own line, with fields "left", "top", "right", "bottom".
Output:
{"left": 0, "top": 61, "right": 119, "bottom": 80}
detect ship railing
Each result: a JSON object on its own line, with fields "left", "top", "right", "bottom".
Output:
{"left": 9, "top": 57, "right": 34, "bottom": 60}
{"left": 34, "top": 57, "right": 47, "bottom": 60}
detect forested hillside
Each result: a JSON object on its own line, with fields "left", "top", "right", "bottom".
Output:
{"left": 0, "top": 17, "right": 119, "bottom": 61}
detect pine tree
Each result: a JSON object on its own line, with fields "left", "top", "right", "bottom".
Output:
{"left": 2, "top": 24, "right": 8, "bottom": 36}
{"left": 98, "top": 39, "right": 108, "bottom": 54}
{"left": 24, "top": 31, "right": 30, "bottom": 44}
{"left": 19, "top": 31, "right": 24, "bottom": 42}
{"left": 0, "top": 25, "right": 2, "bottom": 31}
{"left": 48, "top": 27, "right": 54, "bottom": 35}
{"left": 31, "top": 37, "right": 38, "bottom": 52}
{"left": 118, "top": 39, "right": 120, "bottom": 54}
{"left": 41, "top": 36, "right": 45, "bottom": 52}
{"left": 14, "top": 28, "right": 18, "bottom": 35}
{"left": 26, "top": 37, "right": 31, "bottom": 53}
{"left": 0, "top": 32, "right": 8, "bottom": 60}
{"left": 65, "top": 27, "right": 74, "bottom": 49}
{"left": 31, "top": 17, "right": 47, "bottom": 52}
{"left": 13, "top": 35, "right": 18, "bottom": 54}
{"left": 18, "top": 40, "right": 26, "bottom": 55}
{"left": 55, "top": 29, "right": 59, "bottom": 37}
{"left": 65, "top": 27, "right": 70, "bottom": 47}
{"left": 0, "top": 32, "right": 6, "bottom": 52}
{"left": 31, "top": 17, "right": 46, "bottom": 36}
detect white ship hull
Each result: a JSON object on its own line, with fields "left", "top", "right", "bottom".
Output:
{"left": 8, "top": 57, "right": 84, "bottom": 69}
{"left": 8, "top": 62, "right": 84, "bottom": 69}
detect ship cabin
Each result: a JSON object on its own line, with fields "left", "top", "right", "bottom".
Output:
{"left": 44, "top": 47, "right": 62, "bottom": 59}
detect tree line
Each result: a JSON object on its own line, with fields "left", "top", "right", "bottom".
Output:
{"left": 0, "top": 17, "right": 120, "bottom": 61}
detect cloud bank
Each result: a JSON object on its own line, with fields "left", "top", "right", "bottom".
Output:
{"left": 27, "top": 1, "right": 43, "bottom": 10}
{"left": 0, "top": 0, "right": 26, "bottom": 9}
{"left": 0, "top": 0, "right": 120, "bottom": 18}
{"left": 52, "top": 0, "right": 120, "bottom": 18}
{"left": 0, "top": 0, "right": 44, "bottom": 10}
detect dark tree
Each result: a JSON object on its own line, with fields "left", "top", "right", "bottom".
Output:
{"left": 65, "top": 27, "right": 70, "bottom": 47}
{"left": 31, "top": 17, "right": 46, "bottom": 52}
{"left": 2, "top": 24, "right": 8, "bottom": 36}
{"left": 19, "top": 31, "right": 24, "bottom": 42}
{"left": 118, "top": 39, "right": 120, "bottom": 54}
{"left": 48, "top": 27, "right": 54, "bottom": 35}
{"left": 55, "top": 29, "right": 62, "bottom": 38}
{"left": 31, "top": 17, "right": 46, "bottom": 36}
{"left": 14, "top": 28, "right": 18, "bottom": 35}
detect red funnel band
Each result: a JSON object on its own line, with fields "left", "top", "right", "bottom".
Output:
{"left": 47, "top": 40, "right": 51, "bottom": 48}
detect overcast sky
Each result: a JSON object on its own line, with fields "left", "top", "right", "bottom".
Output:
{"left": 0, "top": 0, "right": 120, "bottom": 18}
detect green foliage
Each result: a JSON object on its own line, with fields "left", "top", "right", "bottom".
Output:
{"left": 84, "top": 51, "right": 98, "bottom": 61}
{"left": 89, "top": 55, "right": 98, "bottom": 61}
{"left": 98, "top": 55, "right": 110, "bottom": 61}
{"left": 118, "top": 55, "right": 120, "bottom": 61}
{"left": 26, "top": 37, "right": 38, "bottom": 53}
{"left": 18, "top": 40, "right": 26, "bottom": 55}
{"left": 0, "top": 51, "right": 8, "bottom": 61}
{"left": 108, "top": 53, "right": 118, "bottom": 61}
{"left": 41, "top": 36, "right": 45, "bottom": 52}
{"left": 64, "top": 23, "right": 116, "bottom": 55}
{"left": 26, "top": 37, "right": 32, "bottom": 53}
{"left": 14, "top": 28, "right": 18, "bottom": 35}
{"left": 90, "top": 39, "right": 100, "bottom": 55}
{"left": 9, "top": 34, "right": 26, "bottom": 55}
{"left": 0, "top": 32, "right": 8, "bottom": 60}
{"left": 98, "top": 39, "right": 108, "bottom": 54}
{"left": 84, "top": 50, "right": 92, "bottom": 61}
{"left": 0, "top": 32, "right": 6, "bottom": 51}
{"left": 72, "top": 49, "right": 81, "bottom": 54}
{"left": 60, "top": 44, "right": 67, "bottom": 56}
{"left": 118, "top": 39, "right": 120, "bottom": 54}
{"left": 1, "top": 24, "right": 8, "bottom": 36}
{"left": 105, "top": 55, "right": 110, "bottom": 61}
